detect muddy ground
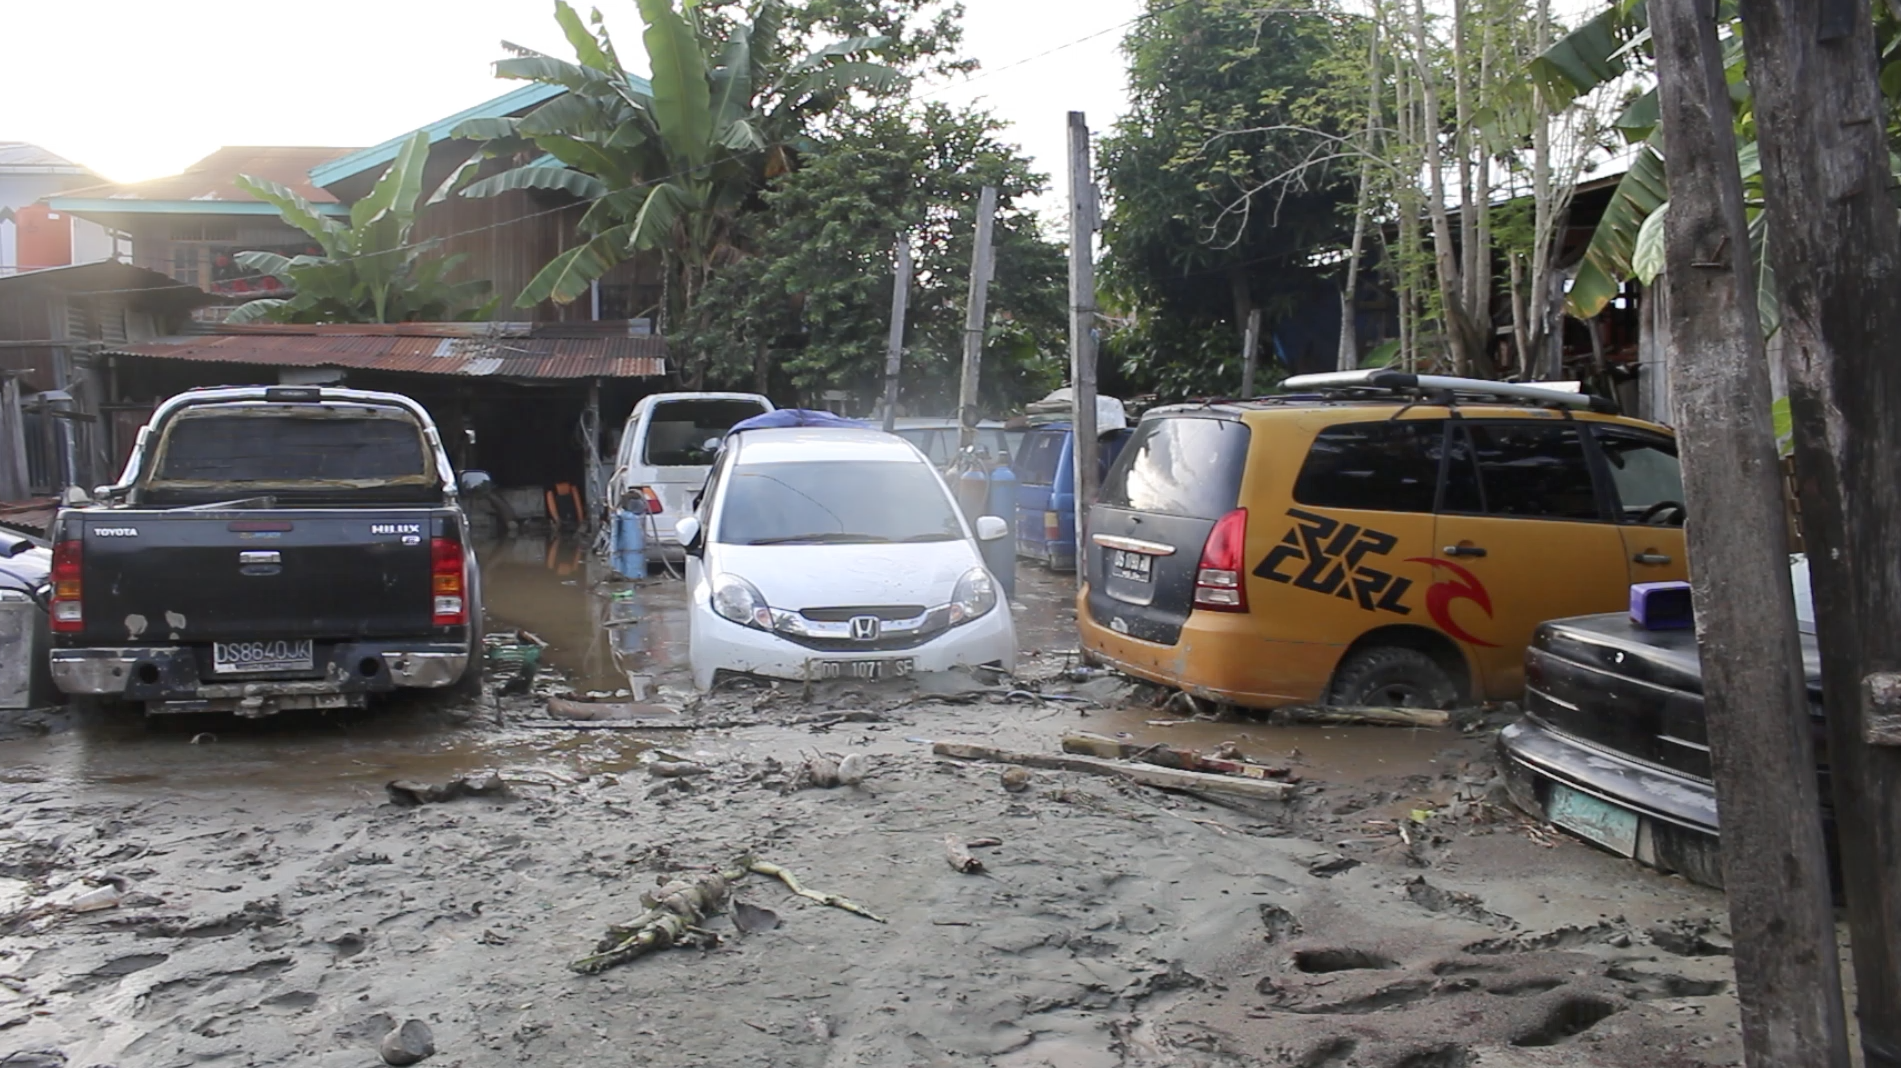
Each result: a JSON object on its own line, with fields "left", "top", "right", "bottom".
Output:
{"left": 0, "top": 544, "right": 1748, "bottom": 1067}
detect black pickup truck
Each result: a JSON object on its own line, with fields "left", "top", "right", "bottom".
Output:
{"left": 47, "top": 385, "right": 486, "bottom": 716}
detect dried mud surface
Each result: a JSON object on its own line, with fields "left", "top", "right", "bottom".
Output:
{"left": 0, "top": 566, "right": 1746, "bottom": 1067}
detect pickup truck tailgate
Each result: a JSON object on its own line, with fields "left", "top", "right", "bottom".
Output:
{"left": 75, "top": 510, "right": 439, "bottom": 643}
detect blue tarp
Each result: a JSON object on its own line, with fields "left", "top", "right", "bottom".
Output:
{"left": 728, "top": 409, "right": 870, "bottom": 434}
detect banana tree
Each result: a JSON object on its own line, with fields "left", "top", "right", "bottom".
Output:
{"left": 227, "top": 131, "right": 495, "bottom": 324}
{"left": 453, "top": 0, "right": 899, "bottom": 382}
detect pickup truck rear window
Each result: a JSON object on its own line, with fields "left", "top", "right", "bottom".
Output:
{"left": 152, "top": 409, "right": 428, "bottom": 483}
{"left": 1098, "top": 416, "right": 1250, "bottom": 520}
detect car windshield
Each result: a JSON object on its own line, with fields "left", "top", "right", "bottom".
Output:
{"left": 642, "top": 399, "right": 770, "bottom": 467}
{"left": 716, "top": 460, "right": 966, "bottom": 545}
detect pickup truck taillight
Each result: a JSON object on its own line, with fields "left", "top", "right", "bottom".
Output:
{"left": 50, "top": 538, "right": 82, "bottom": 632}
{"left": 431, "top": 537, "right": 466, "bottom": 626}
{"left": 1194, "top": 508, "right": 1249, "bottom": 612}
{"left": 639, "top": 487, "right": 664, "bottom": 515}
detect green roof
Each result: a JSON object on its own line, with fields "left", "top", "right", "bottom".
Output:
{"left": 309, "top": 79, "right": 648, "bottom": 189}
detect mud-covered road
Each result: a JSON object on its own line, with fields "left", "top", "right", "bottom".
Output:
{"left": 0, "top": 545, "right": 1749, "bottom": 1067}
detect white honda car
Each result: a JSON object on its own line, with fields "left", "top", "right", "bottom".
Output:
{"left": 674, "top": 426, "right": 1018, "bottom": 690}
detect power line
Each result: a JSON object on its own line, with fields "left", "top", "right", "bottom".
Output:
{"left": 55, "top": 1, "right": 1198, "bottom": 302}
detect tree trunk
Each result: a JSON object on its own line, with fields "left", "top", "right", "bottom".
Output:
{"left": 1340, "top": 7, "right": 1383, "bottom": 372}
{"left": 1508, "top": 254, "right": 1531, "bottom": 376}
{"left": 1739, "top": 0, "right": 1901, "bottom": 1058}
{"left": 1230, "top": 270, "right": 1256, "bottom": 381}
{"left": 1651, "top": 0, "right": 1854, "bottom": 1063}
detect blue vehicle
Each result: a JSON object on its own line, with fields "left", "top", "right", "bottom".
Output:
{"left": 1014, "top": 423, "right": 1133, "bottom": 571}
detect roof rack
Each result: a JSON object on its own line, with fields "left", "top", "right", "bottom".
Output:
{"left": 1280, "top": 369, "right": 1610, "bottom": 413}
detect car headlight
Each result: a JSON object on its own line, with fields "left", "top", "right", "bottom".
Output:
{"left": 711, "top": 574, "right": 772, "bottom": 630}
{"left": 948, "top": 567, "right": 998, "bottom": 625}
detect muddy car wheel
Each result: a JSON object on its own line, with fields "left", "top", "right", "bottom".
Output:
{"left": 1328, "top": 647, "right": 1458, "bottom": 709}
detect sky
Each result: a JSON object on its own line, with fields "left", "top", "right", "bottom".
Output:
{"left": 0, "top": 0, "right": 1143, "bottom": 203}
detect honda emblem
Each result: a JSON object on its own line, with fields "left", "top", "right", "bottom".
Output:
{"left": 849, "top": 615, "right": 881, "bottom": 641}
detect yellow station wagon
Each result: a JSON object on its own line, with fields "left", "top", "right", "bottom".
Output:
{"left": 1076, "top": 371, "right": 1688, "bottom": 709}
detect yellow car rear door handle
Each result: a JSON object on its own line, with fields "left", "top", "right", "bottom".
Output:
{"left": 1633, "top": 552, "right": 1673, "bottom": 565}
{"left": 1442, "top": 545, "right": 1487, "bottom": 558}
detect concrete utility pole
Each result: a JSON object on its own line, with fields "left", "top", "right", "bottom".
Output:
{"left": 880, "top": 234, "right": 914, "bottom": 434}
{"left": 1068, "top": 112, "right": 1101, "bottom": 586}
{"left": 957, "top": 187, "right": 998, "bottom": 451}
{"left": 1738, "top": 0, "right": 1901, "bottom": 1058}
{"left": 1241, "top": 307, "right": 1262, "bottom": 397}
{"left": 1649, "top": 0, "right": 1852, "bottom": 1063}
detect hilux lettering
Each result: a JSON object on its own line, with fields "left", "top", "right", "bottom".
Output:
{"left": 370, "top": 523, "right": 422, "bottom": 535}
{"left": 1255, "top": 508, "right": 1412, "bottom": 615}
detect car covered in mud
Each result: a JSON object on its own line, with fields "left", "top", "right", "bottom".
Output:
{"left": 1497, "top": 559, "right": 1830, "bottom": 889}
{"left": 673, "top": 425, "right": 1017, "bottom": 689}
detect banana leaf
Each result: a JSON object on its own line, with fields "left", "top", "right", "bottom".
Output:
{"left": 450, "top": 117, "right": 521, "bottom": 142}
{"left": 709, "top": 24, "right": 754, "bottom": 131}
{"left": 494, "top": 55, "right": 624, "bottom": 98}
{"left": 223, "top": 299, "right": 293, "bottom": 324}
{"left": 1749, "top": 206, "right": 1779, "bottom": 339}
{"left": 350, "top": 131, "right": 429, "bottom": 232}
{"left": 1631, "top": 200, "right": 1667, "bottom": 284}
{"left": 555, "top": 0, "right": 617, "bottom": 73}
{"left": 516, "top": 223, "right": 635, "bottom": 305}
{"left": 517, "top": 92, "right": 632, "bottom": 137}
{"left": 458, "top": 163, "right": 610, "bottom": 201}
{"left": 784, "top": 35, "right": 894, "bottom": 76}
{"left": 233, "top": 175, "right": 347, "bottom": 255}
{"left": 627, "top": 183, "right": 695, "bottom": 251}
{"left": 1530, "top": 2, "right": 1641, "bottom": 108}
{"left": 1565, "top": 139, "right": 1667, "bottom": 319}
{"left": 637, "top": 0, "right": 715, "bottom": 169}
{"left": 427, "top": 152, "right": 485, "bottom": 206}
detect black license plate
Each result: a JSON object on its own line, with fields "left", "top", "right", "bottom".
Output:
{"left": 212, "top": 639, "right": 315, "bottom": 674}
{"left": 812, "top": 658, "right": 914, "bottom": 681}
{"left": 1109, "top": 549, "right": 1154, "bottom": 582}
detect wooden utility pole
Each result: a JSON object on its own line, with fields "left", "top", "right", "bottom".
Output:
{"left": 957, "top": 187, "right": 998, "bottom": 451}
{"left": 1739, "top": 0, "right": 1901, "bottom": 1058}
{"left": 1067, "top": 111, "right": 1100, "bottom": 579}
{"left": 880, "top": 234, "right": 914, "bottom": 434}
{"left": 1240, "top": 307, "right": 1262, "bottom": 397}
{"left": 1650, "top": 0, "right": 1852, "bottom": 1063}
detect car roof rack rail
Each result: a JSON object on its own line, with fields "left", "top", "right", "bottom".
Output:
{"left": 1279, "top": 369, "right": 1615, "bottom": 413}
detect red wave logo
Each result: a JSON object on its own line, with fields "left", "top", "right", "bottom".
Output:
{"left": 1403, "top": 557, "right": 1499, "bottom": 648}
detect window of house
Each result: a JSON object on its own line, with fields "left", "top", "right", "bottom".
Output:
{"left": 1293, "top": 420, "right": 1446, "bottom": 513}
{"left": 1461, "top": 422, "right": 1604, "bottom": 521}
{"left": 170, "top": 247, "right": 201, "bottom": 287}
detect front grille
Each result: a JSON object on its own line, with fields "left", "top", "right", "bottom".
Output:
{"left": 800, "top": 605, "right": 927, "bottom": 622}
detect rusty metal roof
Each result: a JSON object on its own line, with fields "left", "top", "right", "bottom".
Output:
{"left": 105, "top": 330, "right": 667, "bottom": 380}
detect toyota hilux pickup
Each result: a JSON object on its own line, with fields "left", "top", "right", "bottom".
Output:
{"left": 47, "top": 385, "right": 486, "bottom": 716}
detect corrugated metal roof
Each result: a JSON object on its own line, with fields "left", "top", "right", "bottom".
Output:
{"left": 0, "top": 143, "right": 91, "bottom": 175}
{"left": 105, "top": 330, "right": 666, "bottom": 380}
{"left": 52, "top": 146, "right": 358, "bottom": 206}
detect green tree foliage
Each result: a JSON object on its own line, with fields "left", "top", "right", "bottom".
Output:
{"left": 690, "top": 102, "right": 1066, "bottom": 410}
{"left": 1099, "top": 0, "right": 1364, "bottom": 398}
{"left": 454, "top": 0, "right": 957, "bottom": 384}
{"left": 227, "top": 132, "right": 495, "bottom": 324}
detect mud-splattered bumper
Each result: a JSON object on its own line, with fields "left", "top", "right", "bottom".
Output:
{"left": 50, "top": 643, "right": 468, "bottom": 705}
{"left": 1075, "top": 583, "right": 1338, "bottom": 708}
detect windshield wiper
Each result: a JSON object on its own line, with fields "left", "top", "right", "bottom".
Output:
{"left": 900, "top": 533, "right": 959, "bottom": 542}
{"left": 748, "top": 532, "right": 893, "bottom": 546}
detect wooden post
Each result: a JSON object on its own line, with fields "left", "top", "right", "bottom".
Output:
{"left": 880, "top": 234, "right": 914, "bottom": 435}
{"left": 1650, "top": 0, "right": 1853, "bottom": 1063}
{"left": 1068, "top": 112, "right": 1100, "bottom": 585}
{"left": 1240, "top": 307, "right": 1262, "bottom": 397}
{"left": 582, "top": 377, "right": 604, "bottom": 534}
{"left": 1739, "top": 0, "right": 1901, "bottom": 1058}
{"left": 957, "top": 187, "right": 998, "bottom": 451}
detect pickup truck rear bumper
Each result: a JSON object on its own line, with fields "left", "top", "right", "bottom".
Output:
{"left": 51, "top": 643, "right": 469, "bottom": 700}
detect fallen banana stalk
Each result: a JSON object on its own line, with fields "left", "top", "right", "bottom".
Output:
{"left": 932, "top": 742, "right": 1294, "bottom": 802}
{"left": 570, "top": 856, "right": 883, "bottom": 974}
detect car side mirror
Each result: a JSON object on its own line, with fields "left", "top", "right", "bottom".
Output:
{"left": 675, "top": 516, "right": 704, "bottom": 555}
{"left": 458, "top": 470, "right": 493, "bottom": 495}
{"left": 975, "top": 515, "right": 1009, "bottom": 542}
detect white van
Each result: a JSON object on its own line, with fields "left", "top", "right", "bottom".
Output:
{"left": 609, "top": 392, "right": 774, "bottom": 561}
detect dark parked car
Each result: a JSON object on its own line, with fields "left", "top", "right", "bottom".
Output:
{"left": 1497, "top": 558, "right": 1828, "bottom": 889}
{"left": 46, "top": 386, "right": 487, "bottom": 717}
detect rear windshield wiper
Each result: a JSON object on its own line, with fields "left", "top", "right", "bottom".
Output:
{"left": 748, "top": 532, "right": 893, "bottom": 545}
